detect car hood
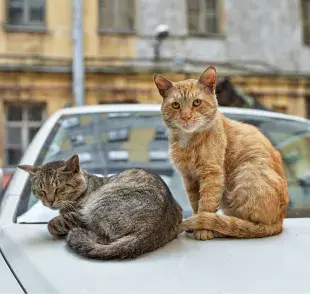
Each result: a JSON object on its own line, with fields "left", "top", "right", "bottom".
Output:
{"left": 1, "top": 219, "right": 310, "bottom": 293}
{"left": 0, "top": 253, "right": 23, "bottom": 293}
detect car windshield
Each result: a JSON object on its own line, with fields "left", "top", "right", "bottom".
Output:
{"left": 16, "top": 110, "right": 310, "bottom": 223}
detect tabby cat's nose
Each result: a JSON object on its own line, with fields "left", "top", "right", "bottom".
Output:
{"left": 46, "top": 193, "right": 55, "bottom": 202}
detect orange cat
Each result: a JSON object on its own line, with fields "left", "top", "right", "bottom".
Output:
{"left": 153, "top": 66, "right": 289, "bottom": 240}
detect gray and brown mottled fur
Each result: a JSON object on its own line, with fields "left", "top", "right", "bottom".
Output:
{"left": 18, "top": 155, "right": 182, "bottom": 259}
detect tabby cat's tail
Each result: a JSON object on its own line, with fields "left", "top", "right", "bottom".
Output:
{"left": 66, "top": 227, "right": 152, "bottom": 259}
{"left": 178, "top": 212, "right": 283, "bottom": 238}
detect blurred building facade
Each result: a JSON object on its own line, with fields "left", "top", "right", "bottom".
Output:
{"left": 0, "top": 0, "right": 310, "bottom": 167}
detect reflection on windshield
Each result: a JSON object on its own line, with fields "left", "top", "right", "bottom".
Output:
{"left": 42, "top": 112, "right": 171, "bottom": 174}
{"left": 17, "top": 111, "right": 310, "bottom": 222}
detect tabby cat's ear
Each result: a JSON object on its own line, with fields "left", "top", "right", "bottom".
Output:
{"left": 153, "top": 74, "right": 173, "bottom": 98}
{"left": 18, "top": 165, "right": 38, "bottom": 175}
{"left": 198, "top": 66, "right": 217, "bottom": 93}
{"left": 63, "top": 154, "right": 80, "bottom": 173}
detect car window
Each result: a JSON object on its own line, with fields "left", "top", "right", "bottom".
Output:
{"left": 16, "top": 111, "right": 310, "bottom": 223}
{"left": 16, "top": 112, "right": 192, "bottom": 222}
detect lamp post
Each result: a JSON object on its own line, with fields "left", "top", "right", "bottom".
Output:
{"left": 154, "top": 24, "right": 170, "bottom": 61}
{"left": 72, "top": 0, "right": 85, "bottom": 106}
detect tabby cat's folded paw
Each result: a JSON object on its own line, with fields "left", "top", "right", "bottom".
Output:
{"left": 47, "top": 217, "right": 67, "bottom": 238}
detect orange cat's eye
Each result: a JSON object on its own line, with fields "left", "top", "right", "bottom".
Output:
{"left": 193, "top": 99, "right": 202, "bottom": 107}
{"left": 172, "top": 102, "right": 180, "bottom": 109}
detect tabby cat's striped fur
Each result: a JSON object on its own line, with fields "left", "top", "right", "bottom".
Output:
{"left": 18, "top": 155, "right": 182, "bottom": 259}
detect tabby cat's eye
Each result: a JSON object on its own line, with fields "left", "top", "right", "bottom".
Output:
{"left": 37, "top": 190, "right": 46, "bottom": 197}
{"left": 172, "top": 102, "right": 180, "bottom": 109}
{"left": 56, "top": 186, "right": 67, "bottom": 194}
{"left": 193, "top": 99, "right": 202, "bottom": 107}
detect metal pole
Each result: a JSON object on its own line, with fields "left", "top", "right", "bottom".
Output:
{"left": 72, "top": 0, "right": 84, "bottom": 106}
{"left": 154, "top": 39, "right": 161, "bottom": 61}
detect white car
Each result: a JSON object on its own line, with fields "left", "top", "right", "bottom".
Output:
{"left": 0, "top": 104, "right": 310, "bottom": 293}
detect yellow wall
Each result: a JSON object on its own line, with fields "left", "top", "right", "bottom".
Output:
{"left": 0, "top": 0, "right": 136, "bottom": 66}
{"left": 0, "top": 0, "right": 72, "bottom": 58}
{"left": 231, "top": 76, "right": 309, "bottom": 117}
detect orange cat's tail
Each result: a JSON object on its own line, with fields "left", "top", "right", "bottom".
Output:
{"left": 179, "top": 213, "right": 283, "bottom": 238}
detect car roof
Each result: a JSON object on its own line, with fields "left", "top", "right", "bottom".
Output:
{"left": 55, "top": 104, "right": 309, "bottom": 124}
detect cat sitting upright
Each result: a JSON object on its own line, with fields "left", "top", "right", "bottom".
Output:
{"left": 154, "top": 66, "right": 289, "bottom": 241}
{"left": 18, "top": 155, "right": 182, "bottom": 259}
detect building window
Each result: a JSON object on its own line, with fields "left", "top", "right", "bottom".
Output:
{"left": 6, "top": 0, "right": 45, "bottom": 27}
{"left": 98, "top": 0, "right": 135, "bottom": 33}
{"left": 302, "top": 0, "right": 310, "bottom": 44}
{"left": 5, "top": 104, "right": 45, "bottom": 166}
{"left": 187, "top": 0, "right": 220, "bottom": 36}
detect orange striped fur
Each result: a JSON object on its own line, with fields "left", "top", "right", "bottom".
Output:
{"left": 154, "top": 66, "right": 289, "bottom": 240}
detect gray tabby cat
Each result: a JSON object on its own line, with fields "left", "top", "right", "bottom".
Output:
{"left": 18, "top": 154, "right": 183, "bottom": 259}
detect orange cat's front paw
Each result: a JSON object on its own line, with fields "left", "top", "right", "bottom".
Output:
{"left": 194, "top": 229, "right": 215, "bottom": 240}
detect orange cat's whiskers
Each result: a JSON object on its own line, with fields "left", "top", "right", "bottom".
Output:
{"left": 165, "top": 120, "right": 178, "bottom": 130}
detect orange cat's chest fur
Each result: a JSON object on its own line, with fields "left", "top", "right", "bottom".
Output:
{"left": 170, "top": 139, "right": 200, "bottom": 172}
{"left": 169, "top": 113, "right": 227, "bottom": 176}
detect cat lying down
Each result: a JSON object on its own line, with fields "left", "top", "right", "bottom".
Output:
{"left": 18, "top": 154, "right": 183, "bottom": 260}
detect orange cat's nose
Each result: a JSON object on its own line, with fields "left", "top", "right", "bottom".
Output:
{"left": 180, "top": 112, "right": 192, "bottom": 121}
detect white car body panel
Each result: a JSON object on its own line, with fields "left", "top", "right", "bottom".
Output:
{"left": 1, "top": 219, "right": 310, "bottom": 293}
{"left": 0, "top": 105, "right": 309, "bottom": 293}
{"left": 0, "top": 254, "right": 23, "bottom": 293}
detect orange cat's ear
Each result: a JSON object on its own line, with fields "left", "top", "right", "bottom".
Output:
{"left": 198, "top": 66, "right": 217, "bottom": 92}
{"left": 63, "top": 154, "right": 80, "bottom": 173}
{"left": 153, "top": 74, "right": 173, "bottom": 98}
{"left": 18, "top": 165, "right": 38, "bottom": 175}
